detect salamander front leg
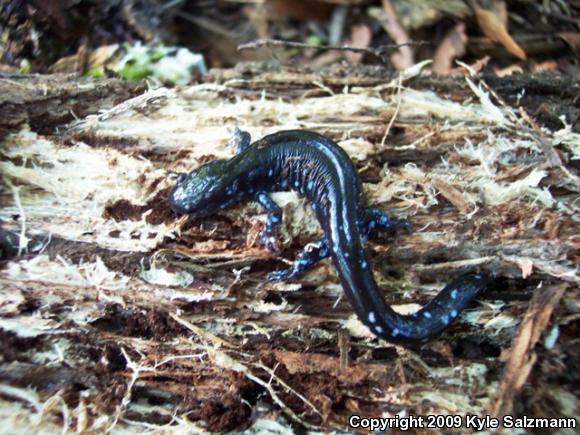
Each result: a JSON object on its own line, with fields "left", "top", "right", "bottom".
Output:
{"left": 268, "top": 239, "right": 329, "bottom": 282}
{"left": 360, "top": 208, "right": 411, "bottom": 242}
{"left": 229, "top": 127, "right": 252, "bottom": 153}
{"left": 256, "top": 191, "right": 282, "bottom": 252}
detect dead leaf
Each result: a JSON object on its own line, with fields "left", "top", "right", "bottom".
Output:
{"left": 474, "top": 6, "right": 527, "bottom": 60}
{"left": 380, "top": 0, "right": 414, "bottom": 69}
{"left": 193, "top": 240, "right": 229, "bottom": 252}
{"left": 270, "top": 0, "right": 333, "bottom": 22}
{"left": 345, "top": 24, "right": 372, "bottom": 64}
{"left": 503, "top": 255, "right": 534, "bottom": 279}
{"left": 432, "top": 23, "right": 467, "bottom": 74}
{"left": 558, "top": 32, "right": 580, "bottom": 54}
{"left": 532, "top": 60, "right": 559, "bottom": 73}
{"left": 49, "top": 44, "right": 119, "bottom": 74}
{"left": 494, "top": 63, "right": 524, "bottom": 76}
{"left": 490, "top": 0, "right": 508, "bottom": 26}
{"left": 516, "top": 257, "right": 534, "bottom": 278}
{"left": 455, "top": 56, "right": 490, "bottom": 75}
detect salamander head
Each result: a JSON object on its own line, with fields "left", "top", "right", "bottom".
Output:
{"left": 169, "top": 160, "right": 231, "bottom": 217}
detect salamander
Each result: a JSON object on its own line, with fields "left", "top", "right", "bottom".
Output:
{"left": 169, "top": 129, "right": 488, "bottom": 343}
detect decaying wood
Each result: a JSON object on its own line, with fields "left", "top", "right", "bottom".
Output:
{"left": 0, "top": 66, "right": 578, "bottom": 432}
{"left": 487, "top": 283, "right": 567, "bottom": 418}
{"left": 0, "top": 74, "right": 146, "bottom": 141}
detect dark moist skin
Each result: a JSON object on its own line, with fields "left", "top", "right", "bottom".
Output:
{"left": 169, "top": 130, "right": 488, "bottom": 343}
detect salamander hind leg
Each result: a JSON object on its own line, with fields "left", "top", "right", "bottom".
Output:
{"left": 267, "top": 239, "right": 330, "bottom": 282}
{"left": 256, "top": 192, "right": 283, "bottom": 252}
{"left": 360, "top": 208, "right": 411, "bottom": 242}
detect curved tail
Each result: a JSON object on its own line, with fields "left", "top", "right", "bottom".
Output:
{"left": 332, "top": 248, "right": 489, "bottom": 343}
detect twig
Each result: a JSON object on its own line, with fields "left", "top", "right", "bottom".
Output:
{"left": 244, "top": 371, "right": 320, "bottom": 430}
{"left": 170, "top": 312, "right": 236, "bottom": 348}
{"left": 381, "top": 75, "right": 402, "bottom": 148}
{"left": 211, "top": 349, "right": 321, "bottom": 430}
{"left": 250, "top": 361, "right": 324, "bottom": 419}
{"left": 238, "top": 38, "right": 428, "bottom": 60}
{"left": 106, "top": 348, "right": 154, "bottom": 433}
{"left": 175, "top": 10, "right": 243, "bottom": 38}
{"left": 154, "top": 353, "right": 206, "bottom": 369}
{"left": 413, "top": 257, "right": 495, "bottom": 273}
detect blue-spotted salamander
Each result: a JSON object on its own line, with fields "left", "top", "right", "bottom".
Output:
{"left": 169, "top": 130, "right": 488, "bottom": 343}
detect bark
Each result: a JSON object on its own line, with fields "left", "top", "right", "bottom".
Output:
{"left": 0, "top": 66, "right": 578, "bottom": 432}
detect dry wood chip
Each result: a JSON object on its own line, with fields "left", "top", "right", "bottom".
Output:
{"left": 431, "top": 176, "right": 471, "bottom": 214}
{"left": 487, "top": 283, "right": 567, "bottom": 417}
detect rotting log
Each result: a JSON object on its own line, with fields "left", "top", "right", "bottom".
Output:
{"left": 0, "top": 73, "right": 146, "bottom": 141}
{"left": 0, "top": 67, "right": 578, "bottom": 432}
